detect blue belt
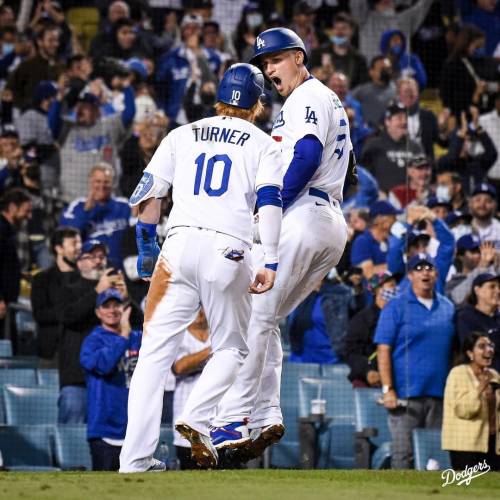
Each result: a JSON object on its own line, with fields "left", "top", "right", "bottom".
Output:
{"left": 309, "top": 187, "right": 330, "bottom": 203}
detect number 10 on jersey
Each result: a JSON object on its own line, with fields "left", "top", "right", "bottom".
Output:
{"left": 194, "top": 153, "right": 232, "bottom": 197}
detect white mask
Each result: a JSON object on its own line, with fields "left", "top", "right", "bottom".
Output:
{"left": 436, "top": 185, "right": 451, "bottom": 202}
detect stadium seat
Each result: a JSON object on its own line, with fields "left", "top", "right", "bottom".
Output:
{"left": 0, "top": 368, "right": 37, "bottom": 386}
{"left": 0, "top": 339, "right": 13, "bottom": 357}
{"left": 299, "top": 376, "right": 354, "bottom": 423}
{"left": 353, "top": 388, "right": 392, "bottom": 469}
{"left": 412, "top": 428, "right": 451, "bottom": 471}
{"left": 271, "top": 362, "right": 322, "bottom": 468}
{"left": 54, "top": 425, "right": 92, "bottom": 471}
{"left": 320, "top": 363, "right": 350, "bottom": 379}
{"left": 66, "top": 8, "right": 100, "bottom": 52}
{"left": 3, "top": 385, "right": 58, "bottom": 425}
{"left": 37, "top": 369, "right": 59, "bottom": 387}
{"left": 318, "top": 423, "right": 355, "bottom": 469}
{"left": 0, "top": 425, "right": 59, "bottom": 470}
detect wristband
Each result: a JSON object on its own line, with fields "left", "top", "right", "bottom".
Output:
{"left": 265, "top": 263, "right": 278, "bottom": 271}
{"left": 136, "top": 221, "right": 157, "bottom": 241}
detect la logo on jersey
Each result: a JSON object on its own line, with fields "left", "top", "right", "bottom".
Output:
{"left": 305, "top": 106, "right": 318, "bottom": 124}
{"left": 256, "top": 36, "right": 266, "bottom": 49}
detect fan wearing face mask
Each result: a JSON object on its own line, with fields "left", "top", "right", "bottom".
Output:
{"left": 379, "top": 29, "right": 427, "bottom": 89}
{"left": 309, "top": 13, "right": 369, "bottom": 89}
{"left": 435, "top": 170, "right": 468, "bottom": 213}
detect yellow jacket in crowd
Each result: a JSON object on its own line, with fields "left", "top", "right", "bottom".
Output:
{"left": 442, "top": 364, "right": 500, "bottom": 454}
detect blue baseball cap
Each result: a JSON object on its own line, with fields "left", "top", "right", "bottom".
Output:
{"left": 472, "top": 273, "right": 499, "bottom": 288}
{"left": 456, "top": 234, "right": 481, "bottom": 252}
{"left": 407, "top": 253, "right": 436, "bottom": 271}
{"left": 472, "top": 182, "right": 497, "bottom": 198}
{"left": 34, "top": 80, "right": 57, "bottom": 104}
{"left": 126, "top": 58, "right": 148, "bottom": 78}
{"left": 96, "top": 288, "right": 124, "bottom": 307}
{"left": 427, "top": 196, "right": 452, "bottom": 210}
{"left": 445, "top": 210, "right": 472, "bottom": 226}
{"left": 369, "top": 200, "right": 401, "bottom": 218}
{"left": 77, "top": 92, "right": 100, "bottom": 107}
{"left": 407, "top": 230, "right": 430, "bottom": 248}
{"left": 81, "top": 239, "right": 108, "bottom": 256}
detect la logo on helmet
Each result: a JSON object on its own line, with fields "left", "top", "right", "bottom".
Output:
{"left": 256, "top": 36, "right": 266, "bottom": 49}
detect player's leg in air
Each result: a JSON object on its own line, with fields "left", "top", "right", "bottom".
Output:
{"left": 212, "top": 26, "right": 351, "bottom": 461}
{"left": 120, "top": 63, "right": 283, "bottom": 471}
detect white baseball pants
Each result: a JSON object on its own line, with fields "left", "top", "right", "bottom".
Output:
{"left": 214, "top": 194, "right": 347, "bottom": 429}
{"left": 120, "top": 227, "right": 252, "bottom": 472}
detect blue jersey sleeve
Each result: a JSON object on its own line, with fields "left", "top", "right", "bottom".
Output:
{"left": 282, "top": 134, "right": 323, "bottom": 211}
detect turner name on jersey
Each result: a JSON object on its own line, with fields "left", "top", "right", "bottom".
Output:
{"left": 144, "top": 115, "right": 283, "bottom": 245}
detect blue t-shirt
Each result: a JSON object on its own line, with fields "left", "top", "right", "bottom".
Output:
{"left": 374, "top": 288, "right": 455, "bottom": 398}
{"left": 289, "top": 295, "right": 340, "bottom": 365}
{"left": 351, "top": 230, "right": 388, "bottom": 266}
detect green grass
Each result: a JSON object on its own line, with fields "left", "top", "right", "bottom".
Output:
{"left": 1, "top": 470, "right": 499, "bottom": 500}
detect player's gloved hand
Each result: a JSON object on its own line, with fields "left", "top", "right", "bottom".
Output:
{"left": 249, "top": 264, "right": 277, "bottom": 294}
{"left": 136, "top": 221, "right": 160, "bottom": 280}
{"left": 346, "top": 150, "right": 358, "bottom": 186}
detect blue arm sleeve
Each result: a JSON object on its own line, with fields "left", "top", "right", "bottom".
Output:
{"left": 256, "top": 185, "right": 282, "bottom": 209}
{"left": 433, "top": 218, "right": 455, "bottom": 289}
{"left": 387, "top": 234, "right": 406, "bottom": 275}
{"left": 282, "top": 134, "right": 323, "bottom": 211}
{"left": 48, "top": 100, "right": 63, "bottom": 139}
{"left": 80, "top": 334, "right": 129, "bottom": 376}
{"left": 121, "top": 86, "right": 136, "bottom": 128}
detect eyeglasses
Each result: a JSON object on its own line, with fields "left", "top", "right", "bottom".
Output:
{"left": 476, "top": 342, "right": 495, "bottom": 350}
{"left": 80, "top": 252, "right": 106, "bottom": 262}
{"left": 413, "top": 264, "right": 434, "bottom": 272}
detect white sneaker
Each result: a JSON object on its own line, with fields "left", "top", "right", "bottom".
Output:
{"left": 146, "top": 458, "right": 167, "bottom": 472}
{"left": 175, "top": 422, "right": 218, "bottom": 469}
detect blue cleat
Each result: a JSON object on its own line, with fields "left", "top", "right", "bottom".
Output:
{"left": 210, "top": 422, "right": 251, "bottom": 450}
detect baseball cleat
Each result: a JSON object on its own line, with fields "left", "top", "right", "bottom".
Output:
{"left": 175, "top": 423, "right": 218, "bottom": 469}
{"left": 210, "top": 422, "right": 251, "bottom": 450}
{"left": 146, "top": 458, "right": 167, "bottom": 472}
{"left": 224, "top": 423, "right": 285, "bottom": 463}
{"left": 246, "top": 423, "right": 286, "bottom": 461}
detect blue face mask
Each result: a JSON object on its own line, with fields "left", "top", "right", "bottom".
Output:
{"left": 472, "top": 47, "right": 486, "bottom": 58}
{"left": 390, "top": 44, "right": 403, "bottom": 56}
{"left": 1, "top": 43, "right": 14, "bottom": 56}
{"left": 331, "top": 35, "right": 348, "bottom": 46}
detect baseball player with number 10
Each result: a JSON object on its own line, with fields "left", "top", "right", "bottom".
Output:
{"left": 211, "top": 28, "right": 351, "bottom": 459}
{"left": 119, "top": 63, "right": 284, "bottom": 472}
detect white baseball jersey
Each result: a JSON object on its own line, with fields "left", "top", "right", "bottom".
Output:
{"left": 172, "top": 331, "right": 211, "bottom": 448}
{"left": 271, "top": 77, "right": 351, "bottom": 202}
{"left": 144, "top": 115, "right": 283, "bottom": 246}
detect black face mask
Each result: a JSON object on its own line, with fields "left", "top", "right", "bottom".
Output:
{"left": 380, "top": 69, "right": 391, "bottom": 84}
{"left": 200, "top": 92, "right": 216, "bottom": 106}
{"left": 24, "top": 165, "right": 41, "bottom": 182}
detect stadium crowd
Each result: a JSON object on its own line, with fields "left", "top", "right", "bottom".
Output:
{"left": 0, "top": 0, "right": 499, "bottom": 471}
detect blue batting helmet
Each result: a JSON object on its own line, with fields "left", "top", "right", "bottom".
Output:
{"left": 250, "top": 27, "right": 308, "bottom": 66}
{"left": 217, "top": 63, "right": 264, "bottom": 109}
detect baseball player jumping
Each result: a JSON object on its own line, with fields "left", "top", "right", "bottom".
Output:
{"left": 211, "top": 28, "right": 351, "bottom": 460}
{"left": 119, "top": 63, "right": 283, "bottom": 472}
